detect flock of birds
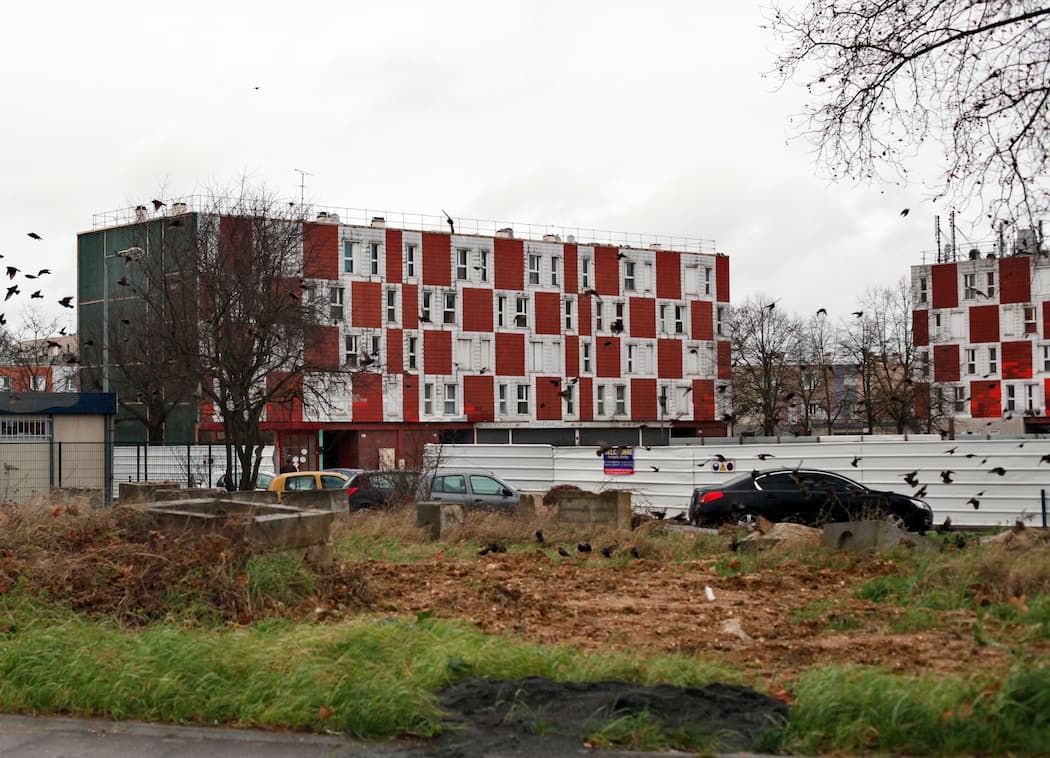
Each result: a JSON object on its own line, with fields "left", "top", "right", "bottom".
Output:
{"left": 1, "top": 232, "right": 74, "bottom": 334}
{"left": 478, "top": 531, "right": 641, "bottom": 559}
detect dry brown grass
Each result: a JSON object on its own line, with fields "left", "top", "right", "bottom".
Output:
{"left": 0, "top": 502, "right": 373, "bottom": 624}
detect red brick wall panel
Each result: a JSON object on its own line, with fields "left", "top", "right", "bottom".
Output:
{"left": 304, "top": 326, "right": 339, "bottom": 370}
{"left": 266, "top": 372, "right": 302, "bottom": 423}
{"left": 717, "top": 340, "right": 731, "bottom": 380}
{"left": 402, "top": 284, "right": 418, "bottom": 331}
{"left": 999, "top": 256, "right": 1031, "bottom": 304}
{"left": 462, "top": 288, "right": 494, "bottom": 333}
{"left": 578, "top": 377, "right": 593, "bottom": 420}
{"left": 629, "top": 297, "right": 656, "bottom": 338}
{"left": 931, "top": 263, "right": 958, "bottom": 309}
{"left": 385, "top": 229, "right": 403, "bottom": 284}
{"left": 691, "top": 300, "right": 714, "bottom": 340}
{"left": 565, "top": 335, "right": 580, "bottom": 378}
{"left": 968, "top": 304, "right": 1000, "bottom": 343}
{"left": 715, "top": 255, "right": 730, "bottom": 303}
{"left": 351, "top": 373, "right": 384, "bottom": 423}
{"left": 403, "top": 374, "right": 419, "bottom": 422}
{"left": 655, "top": 251, "right": 681, "bottom": 300}
{"left": 220, "top": 216, "right": 251, "bottom": 275}
{"left": 563, "top": 244, "right": 578, "bottom": 294}
{"left": 578, "top": 296, "right": 592, "bottom": 336}
{"left": 933, "top": 344, "right": 960, "bottom": 382}
{"left": 596, "top": 336, "right": 620, "bottom": 377}
{"left": 693, "top": 378, "right": 715, "bottom": 421}
{"left": 631, "top": 378, "right": 657, "bottom": 420}
{"left": 913, "top": 310, "right": 929, "bottom": 347}
{"left": 534, "top": 291, "right": 562, "bottom": 335}
{"left": 657, "top": 338, "right": 683, "bottom": 379}
{"left": 464, "top": 375, "right": 494, "bottom": 422}
{"left": 970, "top": 379, "right": 1000, "bottom": 418}
{"left": 495, "top": 332, "right": 525, "bottom": 376}
{"left": 535, "top": 377, "right": 563, "bottom": 421}
{"left": 494, "top": 237, "right": 523, "bottom": 290}
{"left": 594, "top": 246, "right": 620, "bottom": 297}
{"left": 385, "top": 328, "right": 403, "bottom": 374}
{"left": 423, "top": 330, "right": 452, "bottom": 375}
{"left": 1044, "top": 301, "right": 1050, "bottom": 339}
{"left": 351, "top": 281, "right": 382, "bottom": 328}
{"left": 1002, "top": 340, "right": 1033, "bottom": 379}
{"left": 421, "top": 231, "right": 451, "bottom": 286}
{"left": 303, "top": 222, "right": 338, "bottom": 280}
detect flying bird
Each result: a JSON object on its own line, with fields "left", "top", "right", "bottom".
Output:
{"left": 816, "top": 307, "right": 827, "bottom": 316}
{"left": 913, "top": 484, "right": 928, "bottom": 498}
{"left": 650, "top": 465, "right": 660, "bottom": 472}
{"left": 901, "top": 470, "right": 919, "bottom": 487}
{"left": 117, "top": 276, "right": 131, "bottom": 286}
{"left": 850, "top": 456, "right": 861, "bottom": 468}
{"left": 5, "top": 267, "right": 18, "bottom": 279}
{"left": 616, "top": 251, "right": 628, "bottom": 260}
{"left": 968, "top": 496, "right": 980, "bottom": 510}
{"left": 900, "top": 208, "right": 910, "bottom": 217}
{"left": 5, "top": 286, "right": 18, "bottom": 301}
{"left": 441, "top": 209, "right": 455, "bottom": 235}
{"left": 852, "top": 311, "right": 864, "bottom": 318}
{"left": 151, "top": 199, "right": 166, "bottom": 211}
{"left": 1039, "top": 454, "right": 1050, "bottom": 464}
{"left": 58, "top": 296, "right": 74, "bottom": 308}
{"left": 945, "top": 446, "right": 957, "bottom": 455}
{"left": 764, "top": 299, "right": 780, "bottom": 311}
{"left": 757, "top": 453, "right": 775, "bottom": 460}
{"left": 940, "top": 470, "right": 954, "bottom": 484}
{"left": 580, "top": 287, "right": 602, "bottom": 301}
{"left": 989, "top": 467, "right": 1007, "bottom": 476}
{"left": 30, "top": 290, "right": 42, "bottom": 299}
{"left": 27, "top": 232, "right": 42, "bottom": 240}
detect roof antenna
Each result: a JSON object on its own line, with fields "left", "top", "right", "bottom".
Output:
{"left": 293, "top": 168, "right": 314, "bottom": 207}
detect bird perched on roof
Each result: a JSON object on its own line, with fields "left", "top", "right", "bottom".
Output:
{"left": 152, "top": 199, "right": 166, "bottom": 211}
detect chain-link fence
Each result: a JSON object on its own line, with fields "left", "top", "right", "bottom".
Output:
{"left": 0, "top": 442, "right": 110, "bottom": 506}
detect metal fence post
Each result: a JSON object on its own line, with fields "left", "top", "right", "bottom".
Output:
{"left": 1042, "top": 489, "right": 1047, "bottom": 529}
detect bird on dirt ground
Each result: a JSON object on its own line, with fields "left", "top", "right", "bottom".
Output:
{"left": 940, "top": 470, "right": 954, "bottom": 484}
{"left": 600, "top": 545, "right": 616, "bottom": 558}
{"left": 936, "top": 516, "right": 952, "bottom": 533}
{"left": 577, "top": 542, "right": 592, "bottom": 553}
{"left": 629, "top": 546, "right": 640, "bottom": 559}
{"left": 534, "top": 529, "right": 545, "bottom": 544}
{"left": 557, "top": 546, "right": 570, "bottom": 558}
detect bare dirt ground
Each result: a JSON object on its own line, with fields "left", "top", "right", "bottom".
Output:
{"left": 359, "top": 544, "right": 1032, "bottom": 686}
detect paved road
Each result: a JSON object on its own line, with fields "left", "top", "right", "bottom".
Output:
{"left": 0, "top": 713, "right": 413, "bottom": 757}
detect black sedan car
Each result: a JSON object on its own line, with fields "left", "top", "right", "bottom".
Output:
{"left": 345, "top": 470, "right": 425, "bottom": 509}
{"left": 688, "top": 468, "right": 933, "bottom": 533}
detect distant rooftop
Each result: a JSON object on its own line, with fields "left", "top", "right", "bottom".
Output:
{"left": 91, "top": 196, "right": 719, "bottom": 254}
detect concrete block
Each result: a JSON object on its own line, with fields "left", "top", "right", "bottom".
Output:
{"left": 226, "top": 490, "right": 279, "bottom": 505}
{"left": 417, "top": 501, "right": 465, "bottom": 540}
{"left": 823, "top": 520, "right": 938, "bottom": 553}
{"left": 283, "top": 490, "right": 348, "bottom": 519}
{"left": 118, "top": 481, "right": 179, "bottom": 504}
{"left": 516, "top": 493, "right": 541, "bottom": 518}
{"left": 554, "top": 490, "right": 632, "bottom": 530}
{"left": 154, "top": 487, "right": 225, "bottom": 502}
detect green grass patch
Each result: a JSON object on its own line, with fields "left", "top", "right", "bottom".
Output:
{"left": 758, "top": 664, "right": 1050, "bottom": 756}
{"left": 0, "top": 602, "right": 744, "bottom": 738}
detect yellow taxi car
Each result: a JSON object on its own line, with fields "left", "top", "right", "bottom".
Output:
{"left": 267, "top": 470, "right": 349, "bottom": 502}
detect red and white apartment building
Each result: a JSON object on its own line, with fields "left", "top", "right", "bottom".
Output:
{"left": 107, "top": 209, "right": 730, "bottom": 469}
{"left": 912, "top": 228, "right": 1050, "bottom": 435}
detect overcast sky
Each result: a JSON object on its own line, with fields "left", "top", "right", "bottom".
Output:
{"left": 1, "top": 1, "right": 964, "bottom": 337}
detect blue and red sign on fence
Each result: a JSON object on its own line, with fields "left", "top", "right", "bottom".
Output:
{"left": 603, "top": 446, "right": 635, "bottom": 475}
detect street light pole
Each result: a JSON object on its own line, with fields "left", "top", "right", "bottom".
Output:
{"left": 104, "top": 247, "right": 143, "bottom": 392}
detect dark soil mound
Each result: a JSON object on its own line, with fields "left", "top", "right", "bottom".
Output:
{"left": 419, "top": 676, "right": 788, "bottom": 756}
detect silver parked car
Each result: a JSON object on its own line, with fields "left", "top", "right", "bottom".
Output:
{"left": 428, "top": 470, "right": 520, "bottom": 510}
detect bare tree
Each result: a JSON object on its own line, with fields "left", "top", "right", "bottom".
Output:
{"left": 841, "top": 280, "right": 921, "bottom": 433}
{"left": 101, "top": 185, "right": 350, "bottom": 489}
{"left": 793, "top": 313, "right": 851, "bottom": 435}
{"left": 730, "top": 296, "right": 802, "bottom": 436}
{"left": 769, "top": 1, "right": 1050, "bottom": 230}
{"left": 0, "top": 305, "right": 69, "bottom": 391}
